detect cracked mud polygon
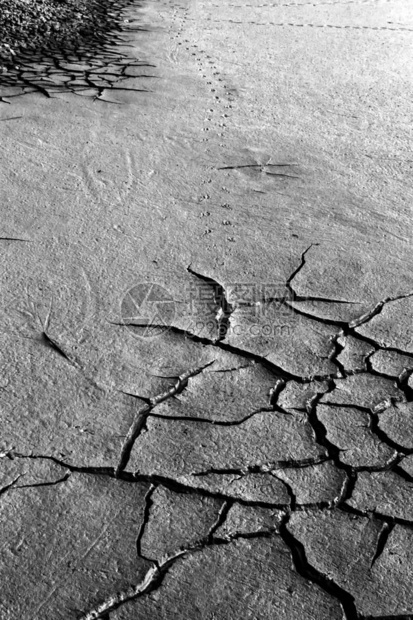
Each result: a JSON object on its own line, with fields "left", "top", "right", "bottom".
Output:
{"left": 1, "top": 0, "right": 413, "bottom": 618}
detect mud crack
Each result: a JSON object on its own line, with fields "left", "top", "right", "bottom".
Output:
{"left": 350, "top": 291, "right": 413, "bottom": 330}
{"left": 115, "top": 362, "right": 215, "bottom": 476}
{"left": 279, "top": 513, "right": 359, "bottom": 620}
{"left": 80, "top": 552, "right": 186, "bottom": 620}
{"left": 186, "top": 265, "right": 234, "bottom": 341}
{"left": 0, "top": 2, "right": 153, "bottom": 104}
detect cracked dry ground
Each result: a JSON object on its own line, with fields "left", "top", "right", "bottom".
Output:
{"left": 1, "top": 0, "right": 413, "bottom": 619}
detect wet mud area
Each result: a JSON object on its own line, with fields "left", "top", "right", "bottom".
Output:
{"left": 1, "top": 0, "right": 413, "bottom": 618}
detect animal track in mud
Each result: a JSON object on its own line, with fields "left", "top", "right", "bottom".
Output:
{"left": 175, "top": 39, "right": 234, "bottom": 139}
{"left": 212, "top": 0, "right": 396, "bottom": 7}
{"left": 170, "top": 21, "right": 238, "bottom": 242}
{"left": 3, "top": 4, "right": 413, "bottom": 618}
{"left": 197, "top": 17, "right": 413, "bottom": 32}
{"left": 168, "top": 0, "right": 191, "bottom": 48}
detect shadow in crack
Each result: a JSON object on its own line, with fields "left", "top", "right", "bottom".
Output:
{"left": 0, "top": 0, "right": 154, "bottom": 102}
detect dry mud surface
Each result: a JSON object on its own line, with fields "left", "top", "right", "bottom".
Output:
{"left": 1, "top": 0, "right": 413, "bottom": 618}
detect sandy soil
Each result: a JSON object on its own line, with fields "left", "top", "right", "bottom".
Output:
{"left": 1, "top": 0, "right": 413, "bottom": 618}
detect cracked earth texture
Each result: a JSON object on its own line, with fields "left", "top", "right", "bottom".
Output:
{"left": 1, "top": 0, "right": 412, "bottom": 618}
